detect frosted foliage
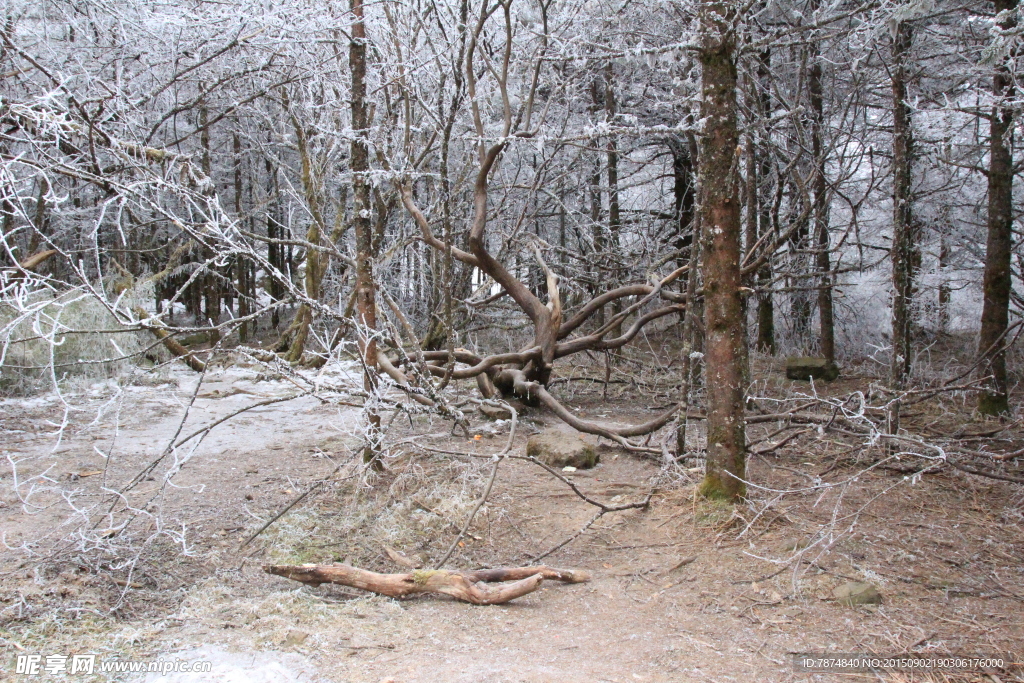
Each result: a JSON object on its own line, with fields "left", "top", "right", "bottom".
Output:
{"left": 0, "top": 287, "right": 158, "bottom": 394}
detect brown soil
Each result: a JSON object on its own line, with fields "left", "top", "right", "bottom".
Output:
{"left": 1, "top": 358, "right": 1022, "bottom": 682}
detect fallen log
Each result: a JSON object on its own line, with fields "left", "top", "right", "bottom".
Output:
{"left": 3, "top": 249, "right": 57, "bottom": 282}
{"left": 263, "top": 563, "right": 589, "bottom": 605}
{"left": 133, "top": 307, "right": 206, "bottom": 372}
{"left": 18, "top": 249, "right": 58, "bottom": 272}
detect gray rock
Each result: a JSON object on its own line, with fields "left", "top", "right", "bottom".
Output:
{"left": 833, "top": 581, "right": 882, "bottom": 606}
{"left": 786, "top": 357, "right": 840, "bottom": 382}
{"left": 781, "top": 538, "right": 810, "bottom": 552}
{"left": 284, "top": 629, "right": 309, "bottom": 646}
{"left": 479, "top": 403, "right": 513, "bottom": 421}
{"left": 526, "top": 428, "right": 599, "bottom": 469}
{"left": 178, "top": 331, "right": 211, "bottom": 347}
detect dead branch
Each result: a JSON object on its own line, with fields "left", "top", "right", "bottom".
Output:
{"left": 132, "top": 307, "right": 206, "bottom": 372}
{"left": 263, "top": 563, "right": 589, "bottom": 605}
{"left": 506, "top": 368, "right": 676, "bottom": 448}
{"left": 16, "top": 249, "right": 57, "bottom": 272}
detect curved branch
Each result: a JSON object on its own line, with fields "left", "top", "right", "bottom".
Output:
{"left": 559, "top": 284, "right": 653, "bottom": 339}
{"left": 505, "top": 370, "right": 676, "bottom": 447}
{"left": 377, "top": 354, "right": 435, "bottom": 407}
{"left": 556, "top": 304, "right": 686, "bottom": 357}
{"left": 416, "top": 348, "right": 543, "bottom": 380}
{"left": 397, "top": 183, "right": 481, "bottom": 267}
{"left": 558, "top": 265, "right": 688, "bottom": 339}
{"left": 468, "top": 142, "right": 548, "bottom": 323}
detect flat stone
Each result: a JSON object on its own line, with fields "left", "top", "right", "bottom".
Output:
{"left": 781, "top": 538, "right": 810, "bottom": 552}
{"left": 479, "top": 403, "right": 513, "bottom": 421}
{"left": 786, "top": 357, "right": 840, "bottom": 382}
{"left": 526, "top": 428, "right": 599, "bottom": 469}
{"left": 284, "top": 629, "right": 309, "bottom": 646}
{"left": 833, "top": 581, "right": 882, "bottom": 606}
{"left": 178, "top": 331, "right": 212, "bottom": 348}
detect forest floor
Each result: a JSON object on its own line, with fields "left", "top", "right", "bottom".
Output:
{"left": 1, "top": 349, "right": 1023, "bottom": 682}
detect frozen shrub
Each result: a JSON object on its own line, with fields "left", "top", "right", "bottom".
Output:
{"left": 0, "top": 284, "right": 163, "bottom": 395}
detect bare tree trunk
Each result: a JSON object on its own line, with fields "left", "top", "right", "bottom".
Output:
{"left": 809, "top": 32, "right": 834, "bottom": 364}
{"left": 199, "top": 100, "right": 221, "bottom": 345}
{"left": 754, "top": 49, "right": 775, "bottom": 355}
{"left": 351, "top": 0, "right": 381, "bottom": 465}
{"left": 605, "top": 63, "right": 622, "bottom": 336}
{"left": 978, "top": 0, "right": 1018, "bottom": 416}
{"left": 265, "top": 143, "right": 284, "bottom": 330}
{"left": 589, "top": 78, "right": 606, "bottom": 329}
{"left": 697, "top": 0, "right": 746, "bottom": 501}
{"left": 233, "top": 130, "right": 249, "bottom": 343}
{"left": 676, "top": 220, "right": 701, "bottom": 457}
{"left": 938, "top": 233, "right": 949, "bottom": 334}
{"left": 888, "top": 21, "right": 914, "bottom": 440}
{"left": 277, "top": 94, "right": 328, "bottom": 362}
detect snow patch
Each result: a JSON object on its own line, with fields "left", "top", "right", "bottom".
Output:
{"left": 139, "top": 645, "right": 321, "bottom": 683}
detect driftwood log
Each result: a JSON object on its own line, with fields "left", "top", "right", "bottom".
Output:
{"left": 264, "top": 564, "right": 590, "bottom": 605}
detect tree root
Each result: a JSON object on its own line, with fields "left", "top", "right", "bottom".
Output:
{"left": 263, "top": 564, "right": 590, "bottom": 604}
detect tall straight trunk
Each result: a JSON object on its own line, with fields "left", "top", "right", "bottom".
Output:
{"left": 199, "top": 100, "right": 221, "bottom": 342}
{"left": 265, "top": 142, "right": 284, "bottom": 329}
{"left": 351, "top": 0, "right": 381, "bottom": 465}
{"left": 605, "top": 63, "right": 622, "bottom": 335}
{"left": 676, "top": 218, "right": 702, "bottom": 457}
{"left": 888, "top": 21, "right": 914, "bottom": 439}
{"left": 754, "top": 49, "right": 775, "bottom": 354}
{"left": 698, "top": 0, "right": 746, "bottom": 501}
{"left": 978, "top": 0, "right": 1018, "bottom": 415}
{"left": 590, "top": 158, "right": 605, "bottom": 327}
{"left": 233, "top": 130, "right": 249, "bottom": 343}
{"left": 670, "top": 136, "right": 696, "bottom": 327}
{"left": 809, "top": 36, "right": 834, "bottom": 363}
{"left": 590, "top": 78, "right": 606, "bottom": 328}
{"left": 938, "top": 234, "right": 950, "bottom": 334}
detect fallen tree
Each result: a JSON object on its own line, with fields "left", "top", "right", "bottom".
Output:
{"left": 264, "top": 564, "right": 590, "bottom": 605}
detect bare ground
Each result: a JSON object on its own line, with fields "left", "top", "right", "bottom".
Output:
{"left": 1, "top": 356, "right": 1023, "bottom": 682}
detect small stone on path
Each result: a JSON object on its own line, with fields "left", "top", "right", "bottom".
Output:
{"left": 526, "top": 428, "right": 599, "bottom": 469}
{"left": 833, "top": 581, "right": 882, "bottom": 606}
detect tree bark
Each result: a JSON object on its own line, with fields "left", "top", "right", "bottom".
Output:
{"left": 938, "top": 234, "right": 949, "bottom": 334}
{"left": 978, "top": 0, "right": 1018, "bottom": 415}
{"left": 278, "top": 99, "right": 327, "bottom": 363}
{"left": 265, "top": 139, "right": 284, "bottom": 330}
{"left": 697, "top": 0, "right": 746, "bottom": 501}
{"left": 677, "top": 220, "right": 701, "bottom": 457}
{"left": 605, "top": 62, "right": 623, "bottom": 336}
{"left": 809, "top": 30, "right": 834, "bottom": 364}
{"left": 351, "top": 0, "right": 381, "bottom": 464}
{"left": 590, "top": 79, "right": 606, "bottom": 329}
{"left": 233, "top": 129, "right": 250, "bottom": 343}
{"left": 754, "top": 49, "right": 775, "bottom": 355}
{"left": 888, "top": 21, "right": 914, "bottom": 440}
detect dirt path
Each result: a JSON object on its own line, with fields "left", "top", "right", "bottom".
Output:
{"left": 135, "top": 444, "right": 1024, "bottom": 682}
{"left": 2, "top": 369, "right": 1023, "bottom": 682}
